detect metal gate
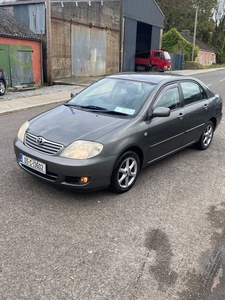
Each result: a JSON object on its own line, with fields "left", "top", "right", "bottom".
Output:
{"left": 71, "top": 25, "right": 106, "bottom": 77}
{"left": 170, "top": 53, "right": 185, "bottom": 70}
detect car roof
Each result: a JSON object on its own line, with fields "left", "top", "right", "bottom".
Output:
{"left": 107, "top": 72, "right": 216, "bottom": 98}
{"left": 107, "top": 72, "right": 194, "bottom": 84}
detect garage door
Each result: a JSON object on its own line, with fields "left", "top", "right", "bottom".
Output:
{"left": 71, "top": 25, "right": 106, "bottom": 77}
{"left": 0, "top": 44, "right": 34, "bottom": 87}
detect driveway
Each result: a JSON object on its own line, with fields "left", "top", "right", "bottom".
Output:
{"left": 0, "top": 69, "right": 224, "bottom": 299}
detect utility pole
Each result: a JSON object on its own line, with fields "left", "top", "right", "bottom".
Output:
{"left": 46, "top": 0, "right": 53, "bottom": 85}
{"left": 192, "top": 6, "right": 198, "bottom": 61}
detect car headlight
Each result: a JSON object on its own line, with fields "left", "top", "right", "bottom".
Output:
{"left": 59, "top": 140, "right": 103, "bottom": 159}
{"left": 17, "top": 121, "right": 29, "bottom": 142}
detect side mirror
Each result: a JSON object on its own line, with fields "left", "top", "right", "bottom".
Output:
{"left": 70, "top": 92, "right": 78, "bottom": 98}
{"left": 151, "top": 107, "right": 170, "bottom": 118}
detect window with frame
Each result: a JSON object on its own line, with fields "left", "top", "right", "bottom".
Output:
{"left": 180, "top": 81, "right": 207, "bottom": 105}
{"left": 154, "top": 86, "right": 180, "bottom": 110}
{"left": 153, "top": 52, "right": 164, "bottom": 60}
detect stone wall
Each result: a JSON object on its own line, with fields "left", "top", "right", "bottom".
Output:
{"left": 50, "top": 1, "right": 121, "bottom": 79}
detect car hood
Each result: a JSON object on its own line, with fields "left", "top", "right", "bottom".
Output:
{"left": 28, "top": 104, "right": 131, "bottom": 145}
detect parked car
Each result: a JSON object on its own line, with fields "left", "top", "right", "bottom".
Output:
{"left": 0, "top": 67, "right": 6, "bottom": 96}
{"left": 14, "top": 73, "right": 223, "bottom": 193}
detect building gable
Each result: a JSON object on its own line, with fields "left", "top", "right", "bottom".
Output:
{"left": 123, "top": 0, "right": 164, "bottom": 28}
{"left": 0, "top": 8, "right": 40, "bottom": 40}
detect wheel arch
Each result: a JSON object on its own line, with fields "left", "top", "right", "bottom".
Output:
{"left": 115, "top": 146, "right": 144, "bottom": 169}
{"left": 151, "top": 65, "right": 158, "bottom": 70}
{"left": 109, "top": 146, "right": 143, "bottom": 193}
{"left": 0, "top": 78, "right": 6, "bottom": 86}
{"left": 196, "top": 119, "right": 215, "bottom": 150}
{"left": 209, "top": 117, "right": 217, "bottom": 130}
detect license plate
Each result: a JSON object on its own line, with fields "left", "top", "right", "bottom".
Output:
{"left": 19, "top": 153, "right": 46, "bottom": 174}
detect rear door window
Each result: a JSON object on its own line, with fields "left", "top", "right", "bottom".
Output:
{"left": 180, "top": 81, "right": 207, "bottom": 105}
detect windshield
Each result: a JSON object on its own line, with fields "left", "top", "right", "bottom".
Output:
{"left": 164, "top": 52, "right": 171, "bottom": 60}
{"left": 68, "top": 78, "right": 155, "bottom": 116}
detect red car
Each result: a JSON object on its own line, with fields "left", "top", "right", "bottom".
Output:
{"left": 0, "top": 68, "right": 6, "bottom": 96}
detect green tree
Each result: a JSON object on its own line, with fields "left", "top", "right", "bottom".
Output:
{"left": 157, "top": 0, "right": 217, "bottom": 43}
{"left": 212, "top": 15, "right": 225, "bottom": 62}
{"left": 162, "top": 28, "right": 199, "bottom": 61}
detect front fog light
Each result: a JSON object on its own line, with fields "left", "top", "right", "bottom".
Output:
{"left": 79, "top": 177, "right": 89, "bottom": 184}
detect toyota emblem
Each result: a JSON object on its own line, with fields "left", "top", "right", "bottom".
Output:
{"left": 36, "top": 137, "right": 45, "bottom": 145}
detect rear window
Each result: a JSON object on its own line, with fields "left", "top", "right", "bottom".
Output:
{"left": 180, "top": 81, "right": 207, "bottom": 105}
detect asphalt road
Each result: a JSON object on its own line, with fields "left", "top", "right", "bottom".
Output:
{"left": 0, "top": 70, "right": 225, "bottom": 300}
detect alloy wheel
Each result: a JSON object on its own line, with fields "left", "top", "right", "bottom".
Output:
{"left": 117, "top": 156, "right": 138, "bottom": 189}
{"left": 202, "top": 124, "right": 213, "bottom": 148}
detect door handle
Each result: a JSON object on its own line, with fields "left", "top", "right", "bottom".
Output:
{"left": 204, "top": 104, "right": 209, "bottom": 110}
{"left": 178, "top": 113, "right": 184, "bottom": 120}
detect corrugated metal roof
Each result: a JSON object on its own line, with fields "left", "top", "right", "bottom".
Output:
{"left": 0, "top": 8, "right": 40, "bottom": 40}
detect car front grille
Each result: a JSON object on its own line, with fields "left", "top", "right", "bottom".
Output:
{"left": 25, "top": 132, "right": 64, "bottom": 155}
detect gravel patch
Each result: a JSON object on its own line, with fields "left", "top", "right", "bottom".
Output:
{"left": 0, "top": 84, "right": 80, "bottom": 102}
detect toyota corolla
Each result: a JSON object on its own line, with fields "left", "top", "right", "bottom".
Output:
{"left": 14, "top": 73, "right": 223, "bottom": 193}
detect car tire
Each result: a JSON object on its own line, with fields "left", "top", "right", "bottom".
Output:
{"left": 151, "top": 66, "right": 159, "bottom": 72}
{"left": 0, "top": 79, "right": 6, "bottom": 96}
{"left": 196, "top": 120, "right": 214, "bottom": 150}
{"left": 110, "top": 151, "right": 140, "bottom": 194}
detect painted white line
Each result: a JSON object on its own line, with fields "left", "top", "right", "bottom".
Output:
{"left": 220, "top": 78, "right": 225, "bottom": 81}
{"left": 207, "top": 84, "right": 212, "bottom": 87}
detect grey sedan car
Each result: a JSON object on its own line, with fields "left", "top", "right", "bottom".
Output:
{"left": 14, "top": 73, "right": 223, "bottom": 193}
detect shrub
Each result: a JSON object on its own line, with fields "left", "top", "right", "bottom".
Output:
{"left": 162, "top": 28, "right": 198, "bottom": 61}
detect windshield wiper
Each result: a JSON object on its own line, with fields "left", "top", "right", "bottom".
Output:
{"left": 100, "top": 110, "right": 128, "bottom": 116}
{"left": 80, "top": 105, "right": 107, "bottom": 111}
{"left": 64, "top": 103, "right": 81, "bottom": 107}
{"left": 65, "top": 103, "right": 106, "bottom": 110}
{"left": 65, "top": 103, "right": 128, "bottom": 116}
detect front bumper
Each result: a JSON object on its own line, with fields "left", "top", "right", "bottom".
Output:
{"left": 163, "top": 66, "right": 171, "bottom": 71}
{"left": 14, "top": 138, "right": 117, "bottom": 191}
